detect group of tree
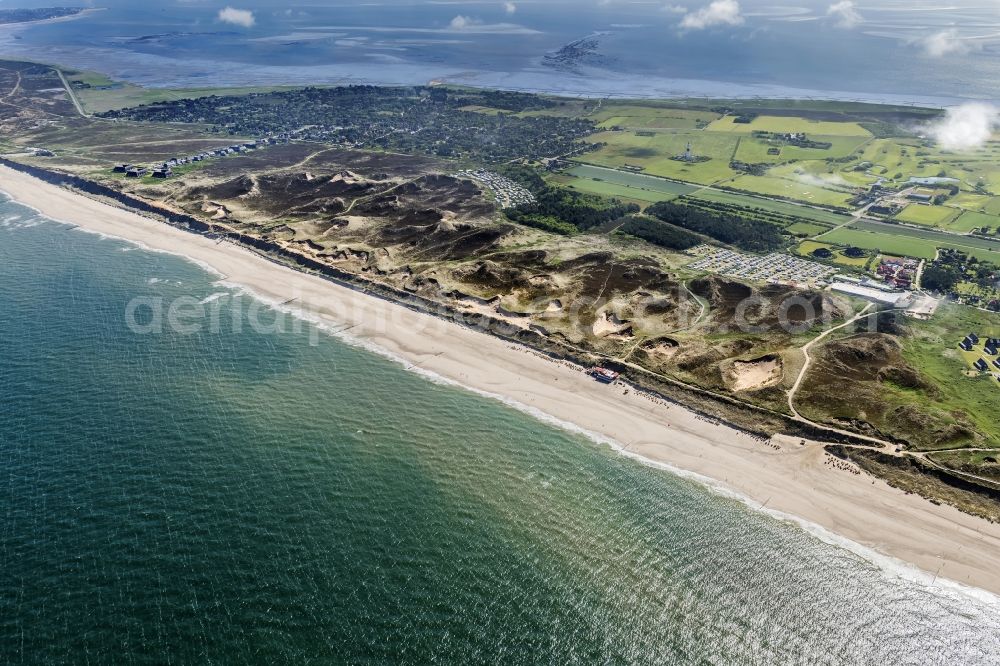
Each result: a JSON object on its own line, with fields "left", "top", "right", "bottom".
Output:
{"left": 921, "top": 264, "right": 963, "bottom": 293}
{"left": 644, "top": 201, "right": 785, "bottom": 252}
{"left": 615, "top": 215, "right": 701, "bottom": 250}
{"left": 922, "top": 249, "right": 999, "bottom": 293}
{"left": 508, "top": 182, "right": 639, "bottom": 233}
{"left": 503, "top": 211, "right": 579, "bottom": 236}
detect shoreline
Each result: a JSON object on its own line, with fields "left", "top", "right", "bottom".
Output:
{"left": 2, "top": 163, "right": 1000, "bottom": 601}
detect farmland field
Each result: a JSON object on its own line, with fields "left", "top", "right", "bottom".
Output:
{"left": 705, "top": 115, "right": 872, "bottom": 137}
{"left": 571, "top": 108, "right": 1000, "bottom": 222}
{"left": 591, "top": 105, "right": 718, "bottom": 130}
{"left": 556, "top": 105, "right": 1000, "bottom": 240}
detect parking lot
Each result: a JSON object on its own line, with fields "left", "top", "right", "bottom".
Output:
{"left": 455, "top": 169, "right": 535, "bottom": 209}
{"left": 688, "top": 246, "right": 839, "bottom": 287}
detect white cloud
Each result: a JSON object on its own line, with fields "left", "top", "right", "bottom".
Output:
{"left": 794, "top": 172, "right": 851, "bottom": 189}
{"left": 663, "top": 4, "right": 688, "bottom": 14}
{"left": 927, "top": 103, "right": 999, "bottom": 151}
{"left": 218, "top": 6, "right": 255, "bottom": 28}
{"left": 503, "top": 1, "right": 517, "bottom": 14}
{"left": 920, "top": 29, "right": 970, "bottom": 57}
{"left": 446, "top": 15, "right": 538, "bottom": 34}
{"left": 679, "top": 0, "right": 743, "bottom": 30}
{"left": 826, "top": 0, "right": 862, "bottom": 29}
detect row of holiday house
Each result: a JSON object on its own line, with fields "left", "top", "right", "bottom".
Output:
{"left": 959, "top": 333, "right": 1000, "bottom": 381}
{"left": 112, "top": 135, "right": 291, "bottom": 180}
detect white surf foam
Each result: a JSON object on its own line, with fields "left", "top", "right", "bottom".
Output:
{"left": 3, "top": 187, "right": 997, "bottom": 608}
{"left": 199, "top": 292, "right": 230, "bottom": 305}
{"left": 217, "top": 277, "right": 1000, "bottom": 609}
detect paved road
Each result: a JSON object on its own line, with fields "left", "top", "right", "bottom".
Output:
{"left": 56, "top": 68, "right": 87, "bottom": 117}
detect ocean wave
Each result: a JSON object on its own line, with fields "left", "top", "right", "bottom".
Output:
{"left": 255, "top": 283, "right": 1000, "bottom": 609}
{"left": 203, "top": 275, "right": 1000, "bottom": 608}
{"left": 199, "top": 292, "right": 231, "bottom": 305}
{"left": 0, "top": 212, "right": 46, "bottom": 229}
{"left": 6, "top": 185, "right": 996, "bottom": 609}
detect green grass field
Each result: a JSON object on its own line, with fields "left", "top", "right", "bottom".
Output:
{"left": 556, "top": 177, "right": 661, "bottom": 204}
{"left": 786, "top": 221, "right": 831, "bottom": 236}
{"left": 819, "top": 220, "right": 1000, "bottom": 261}
{"left": 903, "top": 304, "right": 1000, "bottom": 449}
{"left": 893, "top": 203, "right": 961, "bottom": 227}
{"left": 948, "top": 192, "right": 994, "bottom": 211}
{"left": 571, "top": 104, "right": 1000, "bottom": 217}
{"left": 733, "top": 135, "right": 869, "bottom": 165}
{"left": 819, "top": 228, "right": 938, "bottom": 259}
{"left": 956, "top": 281, "right": 1000, "bottom": 301}
{"left": 565, "top": 165, "right": 698, "bottom": 198}
{"left": 684, "top": 188, "right": 851, "bottom": 224}
{"left": 952, "top": 210, "right": 1000, "bottom": 234}
{"left": 579, "top": 130, "right": 740, "bottom": 184}
{"left": 726, "top": 174, "right": 854, "bottom": 208}
{"left": 62, "top": 67, "right": 304, "bottom": 114}
{"left": 554, "top": 165, "right": 696, "bottom": 202}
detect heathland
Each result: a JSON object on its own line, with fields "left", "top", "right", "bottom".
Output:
{"left": 2, "top": 58, "right": 1000, "bottom": 536}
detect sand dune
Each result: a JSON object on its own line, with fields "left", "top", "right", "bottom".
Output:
{"left": 2, "top": 163, "right": 999, "bottom": 600}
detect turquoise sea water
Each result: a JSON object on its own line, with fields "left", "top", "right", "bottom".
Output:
{"left": 1, "top": 195, "right": 999, "bottom": 665}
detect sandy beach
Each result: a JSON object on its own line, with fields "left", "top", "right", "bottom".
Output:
{"left": 2, "top": 163, "right": 999, "bottom": 600}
